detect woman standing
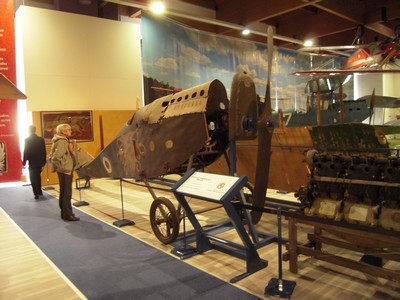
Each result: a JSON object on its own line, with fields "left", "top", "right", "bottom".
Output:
{"left": 50, "top": 123, "right": 80, "bottom": 221}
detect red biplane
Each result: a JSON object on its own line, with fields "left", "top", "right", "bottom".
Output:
{"left": 294, "top": 25, "right": 400, "bottom": 75}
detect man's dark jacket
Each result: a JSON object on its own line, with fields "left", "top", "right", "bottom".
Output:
{"left": 23, "top": 134, "right": 46, "bottom": 167}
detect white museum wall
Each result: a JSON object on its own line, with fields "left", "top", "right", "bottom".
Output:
{"left": 15, "top": 5, "right": 142, "bottom": 112}
{"left": 355, "top": 73, "right": 400, "bottom": 125}
{"left": 383, "top": 73, "right": 400, "bottom": 124}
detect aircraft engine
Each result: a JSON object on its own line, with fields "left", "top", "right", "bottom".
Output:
{"left": 296, "top": 124, "right": 400, "bottom": 239}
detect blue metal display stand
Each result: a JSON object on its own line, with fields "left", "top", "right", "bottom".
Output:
{"left": 171, "top": 168, "right": 269, "bottom": 283}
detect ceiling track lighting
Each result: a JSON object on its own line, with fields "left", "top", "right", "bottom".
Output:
{"left": 105, "top": 0, "right": 304, "bottom": 45}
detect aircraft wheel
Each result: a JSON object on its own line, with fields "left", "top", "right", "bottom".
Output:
{"left": 150, "top": 197, "right": 179, "bottom": 244}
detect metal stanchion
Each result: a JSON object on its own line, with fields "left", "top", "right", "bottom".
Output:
{"left": 113, "top": 178, "right": 134, "bottom": 227}
{"left": 264, "top": 207, "right": 296, "bottom": 298}
{"left": 42, "top": 162, "right": 55, "bottom": 191}
{"left": 171, "top": 210, "right": 197, "bottom": 259}
{"left": 73, "top": 177, "right": 90, "bottom": 207}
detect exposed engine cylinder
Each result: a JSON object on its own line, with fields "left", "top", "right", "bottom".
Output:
{"left": 297, "top": 124, "right": 400, "bottom": 232}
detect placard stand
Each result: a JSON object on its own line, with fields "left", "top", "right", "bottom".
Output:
{"left": 171, "top": 169, "right": 268, "bottom": 283}
{"left": 113, "top": 178, "right": 135, "bottom": 227}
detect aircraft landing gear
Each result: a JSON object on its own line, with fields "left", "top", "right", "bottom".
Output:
{"left": 149, "top": 197, "right": 180, "bottom": 244}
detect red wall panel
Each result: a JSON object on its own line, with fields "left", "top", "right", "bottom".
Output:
{"left": 0, "top": 0, "right": 22, "bottom": 182}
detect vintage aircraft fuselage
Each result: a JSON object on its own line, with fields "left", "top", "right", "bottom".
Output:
{"left": 76, "top": 80, "right": 230, "bottom": 180}
{"left": 277, "top": 100, "right": 370, "bottom": 127}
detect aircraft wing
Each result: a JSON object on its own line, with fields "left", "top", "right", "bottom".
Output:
{"left": 292, "top": 69, "right": 400, "bottom": 76}
{"left": 297, "top": 45, "right": 355, "bottom": 57}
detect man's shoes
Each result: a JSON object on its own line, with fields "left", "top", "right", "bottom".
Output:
{"left": 34, "top": 195, "right": 39, "bottom": 199}
{"left": 64, "top": 216, "right": 80, "bottom": 221}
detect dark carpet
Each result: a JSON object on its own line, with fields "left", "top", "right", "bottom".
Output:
{"left": 0, "top": 185, "right": 260, "bottom": 299}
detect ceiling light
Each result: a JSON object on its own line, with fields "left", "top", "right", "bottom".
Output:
{"left": 242, "top": 28, "right": 251, "bottom": 35}
{"left": 304, "top": 39, "right": 313, "bottom": 47}
{"left": 150, "top": 1, "right": 165, "bottom": 14}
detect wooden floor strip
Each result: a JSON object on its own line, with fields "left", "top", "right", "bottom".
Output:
{"left": 0, "top": 208, "right": 86, "bottom": 300}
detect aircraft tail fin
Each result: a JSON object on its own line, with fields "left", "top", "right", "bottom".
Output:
{"left": 74, "top": 145, "right": 94, "bottom": 177}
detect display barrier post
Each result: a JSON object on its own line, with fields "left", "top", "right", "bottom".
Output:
{"left": 113, "top": 178, "right": 135, "bottom": 227}
{"left": 73, "top": 177, "right": 90, "bottom": 207}
{"left": 264, "top": 207, "right": 296, "bottom": 298}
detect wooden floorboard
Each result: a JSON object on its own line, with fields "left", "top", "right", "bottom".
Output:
{"left": 6, "top": 178, "right": 400, "bottom": 299}
{"left": 0, "top": 208, "right": 86, "bottom": 300}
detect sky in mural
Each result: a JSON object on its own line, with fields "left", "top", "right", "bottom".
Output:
{"left": 141, "top": 13, "right": 350, "bottom": 112}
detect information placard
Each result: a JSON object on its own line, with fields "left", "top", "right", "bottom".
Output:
{"left": 176, "top": 171, "right": 240, "bottom": 201}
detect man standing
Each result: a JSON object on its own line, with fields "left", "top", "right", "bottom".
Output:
{"left": 23, "top": 125, "right": 47, "bottom": 199}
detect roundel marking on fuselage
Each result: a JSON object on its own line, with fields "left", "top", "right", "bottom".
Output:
{"left": 102, "top": 156, "right": 112, "bottom": 174}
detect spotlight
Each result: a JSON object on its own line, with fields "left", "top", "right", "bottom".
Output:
{"left": 304, "top": 39, "right": 313, "bottom": 47}
{"left": 150, "top": 1, "right": 166, "bottom": 14}
{"left": 242, "top": 28, "right": 251, "bottom": 35}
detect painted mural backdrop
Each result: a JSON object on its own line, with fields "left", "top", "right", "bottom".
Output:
{"left": 141, "top": 12, "right": 350, "bottom": 112}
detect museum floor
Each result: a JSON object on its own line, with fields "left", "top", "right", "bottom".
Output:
{"left": 1, "top": 178, "right": 400, "bottom": 299}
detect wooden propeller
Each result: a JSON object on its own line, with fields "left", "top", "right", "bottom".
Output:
{"left": 251, "top": 26, "right": 275, "bottom": 224}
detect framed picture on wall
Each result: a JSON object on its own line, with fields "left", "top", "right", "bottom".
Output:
{"left": 41, "top": 111, "right": 93, "bottom": 143}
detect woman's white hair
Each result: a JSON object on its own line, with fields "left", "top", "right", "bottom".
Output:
{"left": 56, "top": 123, "right": 71, "bottom": 135}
